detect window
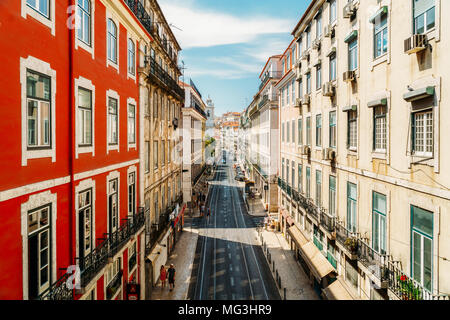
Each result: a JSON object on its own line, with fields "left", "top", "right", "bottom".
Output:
{"left": 347, "top": 182, "right": 357, "bottom": 233}
{"left": 292, "top": 120, "right": 295, "bottom": 144}
{"left": 108, "top": 179, "right": 119, "bottom": 233}
{"left": 413, "top": 0, "right": 435, "bottom": 34}
{"left": 27, "top": 0, "right": 49, "bottom": 18}
{"left": 348, "top": 39, "right": 358, "bottom": 71}
{"left": 316, "top": 14, "right": 322, "bottom": 39}
{"left": 315, "top": 170, "right": 322, "bottom": 206}
{"left": 306, "top": 116, "right": 311, "bottom": 146}
{"left": 287, "top": 121, "right": 290, "bottom": 143}
{"left": 105, "top": 257, "right": 121, "bottom": 300}
{"left": 145, "top": 141, "right": 150, "bottom": 172}
{"left": 346, "top": 260, "right": 358, "bottom": 289}
{"left": 154, "top": 191, "right": 159, "bottom": 222}
{"left": 287, "top": 83, "right": 290, "bottom": 105}
{"left": 286, "top": 161, "right": 290, "bottom": 186}
{"left": 316, "top": 114, "right": 322, "bottom": 147}
{"left": 299, "top": 78, "right": 303, "bottom": 98}
{"left": 128, "top": 173, "right": 135, "bottom": 216}
{"left": 282, "top": 122, "right": 285, "bottom": 142}
{"left": 412, "top": 111, "right": 433, "bottom": 157}
{"left": 411, "top": 205, "right": 433, "bottom": 292}
{"left": 292, "top": 80, "right": 296, "bottom": 103}
{"left": 316, "top": 64, "right": 322, "bottom": 90}
{"left": 78, "top": 189, "right": 92, "bottom": 269}
{"left": 128, "top": 242, "right": 137, "bottom": 272}
{"left": 298, "top": 118, "right": 303, "bottom": 145}
{"left": 372, "top": 192, "right": 386, "bottom": 254}
{"left": 282, "top": 158, "right": 285, "bottom": 180}
{"left": 291, "top": 161, "right": 295, "bottom": 188}
{"left": 27, "top": 70, "right": 51, "bottom": 148}
{"left": 330, "top": 0, "right": 337, "bottom": 23}
{"left": 329, "top": 111, "right": 336, "bottom": 148}
{"left": 313, "top": 225, "right": 324, "bottom": 251}
{"left": 153, "top": 92, "right": 158, "bottom": 119}
{"left": 154, "top": 141, "right": 159, "bottom": 169}
{"left": 329, "top": 176, "right": 336, "bottom": 216}
{"left": 107, "top": 19, "right": 117, "bottom": 63}
{"left": 128, "top": 38, "right": 135, "bottom": 75}
{"left": 128, "top": 104, "right": 136, "bottom": 144}
{"left": 306, "top": 73, "right": 311, "bottom": 94}
{"left": 162, "top": 140, "right": 166, "bottom": 166}
{"left": 374, "top": 13, "right": 388, "bottom": 58}
{"left": 348, "top": 110, "right": 357, "bottom": 150}
{"left": 76, "top": 0, "right": 91, "bottom": 46}
{"left": 78, "top": 88, "right": 92, "bottom": 146}
{"left": 330, "top": 54, "right": 336, "bottom": 81}
{"left": 27, "top": 205, "right": 51, "bottom": 299}
{"left": 373, "top": 106, "right": 387, "bottom": 152}
{"left": 306, "top": 27, "right": 311, "bottom": 49}
{"left": 108, "top": 97, "right": 118, "bottom": 145}
{"left": 306, "top": 167, "right": 311, "bottom": 198}
{"left": 298, "top": 164, "right": 303, "bottom": 193}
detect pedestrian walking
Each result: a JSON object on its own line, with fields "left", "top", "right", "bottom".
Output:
{"left": 207, "top": 207, "right": 211, "bottom": 218}
{"left": 168, "top": 264, "right": 176, "bottom": 291}
{"left": 159, "top": 265, "right": 167, "bottom": 289}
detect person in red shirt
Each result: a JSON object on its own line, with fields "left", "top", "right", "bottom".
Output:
{"left": 160, "top": 265, "right": 167, "bottom": 289}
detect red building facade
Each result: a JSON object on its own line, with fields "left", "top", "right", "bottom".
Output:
{"left": 0, "top": 0, "right": 152, "bottom": 300}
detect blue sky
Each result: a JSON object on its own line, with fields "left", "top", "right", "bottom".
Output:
{"left": 159, "top": 0, "right": 310, "bottom": 116}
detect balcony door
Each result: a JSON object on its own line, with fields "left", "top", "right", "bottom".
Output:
{"left": 108, "top": 179, "right": 119, "bottom": 234}
{"left": 78, "top": 189, "right": 93, "bottom": 270}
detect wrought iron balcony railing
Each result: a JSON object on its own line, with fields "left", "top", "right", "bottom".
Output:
{"left": 320, "top": 209, "right": 336, "bottom": 233}
{"left": 259, "top": 71, "right": 282, "bottom": 91}
{"left": 387, "top": 262, "right": 449, "bottom": 300}
{"left": 335, "top": 220, "right": 358, "bottom": 255}
{"left": 147, "top": 57, "right": 184, "bottom": 99}
{"left": 106, "top": 270, "right": 123, "bottom": 300}
{"left": 357, "top": 239, "right": 389, "bottom": 282}
{"left": 38, "top": 207, "right": 145, "bottom": 300}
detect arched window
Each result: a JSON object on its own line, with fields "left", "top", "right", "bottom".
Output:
{"left": 77, "top": 0, "right": 91, "bottom": 45}
{"left": 107, "top": 19, "right": 117, "bottom": 63}
{"left": 128, "top": 38, "right": 135, "bottom": 75}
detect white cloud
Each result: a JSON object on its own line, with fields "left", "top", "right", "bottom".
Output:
{"left": 159, "top": 1, "right": 293, "bottom": 49}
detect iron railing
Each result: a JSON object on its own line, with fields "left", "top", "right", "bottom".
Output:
{"left": 335, "top": 221, "right": 358, "bottom": 254}
{"left": 320, "top": 209, "right": 336, "bottom": 233}
{"left": 387, "top": 262, "right": 450, "bottom": 300}
{"left": 357, "top": 239, "right": 389, "bottom": 282}
{"left": 148, "top": 56, "right": 184, "bottom": 99}
{"left": 259, "top": 71, "right": 282, "bottom": 91}
{"left": 105, "top": 270, "right": 123, "bottom": 300}
{"left": 39, "top": 207, "right": 145, "bottom": 300}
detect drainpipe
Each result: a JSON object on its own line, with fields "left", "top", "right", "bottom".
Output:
{"left": 68, "top": 0, "right": 75, "bottom": 269}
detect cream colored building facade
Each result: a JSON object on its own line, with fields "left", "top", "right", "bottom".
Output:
{"left": 277, "top": 0, "right": 449, "bottom": 300}
{"left": 136, "top": 0, "right": 184, "bottom": 299}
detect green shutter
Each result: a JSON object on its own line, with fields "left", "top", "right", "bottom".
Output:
{"left": 344, "top": 30, "right": 358, "bottom": 43}
{"left": 369, "top": 6, "right": 388, "bottom": 23}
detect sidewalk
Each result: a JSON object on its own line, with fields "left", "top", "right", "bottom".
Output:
{"left": 258, "top": 229, "right": 320, "bottom": 300}
{"left": 150, "top": 217, "right": 199, "bottom": 300}
{"left": 244, "top": 195, "right": 267, "bottom": 217}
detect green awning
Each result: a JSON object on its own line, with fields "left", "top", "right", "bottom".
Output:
{"left": 344, "top": 30, "right": 358, "bottom": 43}
{"left": 369, "top": 6, "right": 388, "bottom": 23}
{"left": 367, "top": 98, "right": 388, "bottom": 108}
{"left": 343, "top": 105, "right": 357, "bottom": 112}
{"left": 403, "top": 86, "right": 435, "bottom": 102}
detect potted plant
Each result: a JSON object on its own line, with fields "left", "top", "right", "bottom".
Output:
{"left": 398, "top": 275, "right": 422, "bottom": 300}
{"left": 344, "top": 237, "right": 358, "bottom": 253}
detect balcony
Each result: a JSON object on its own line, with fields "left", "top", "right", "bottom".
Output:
{"left": 387, "top": 262, "right": 450, "bottom": 300}
{"left": 259, "top": 71, "right": 282, "bottom": 91}
{"left": 146, "top": 56, "right": 184, "bottom": 100}
{"left": 319, "top": 209, "right": 336, "bottom": 236}
{"left": 106, "top": 270, "right": 123, "bottom": 300}
{"left": 357, "top": 239, "right": 389, "bottom": 288}
{"left": 38, "top": 207, "right": 146, "bottom": 300}
{"left": 335, "top": 221, "right": 358, "bottom": 259}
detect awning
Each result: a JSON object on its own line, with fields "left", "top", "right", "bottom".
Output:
{"left": 301, "top": 242, "right": 336, "bottom": 282}
{"left": 344, "top": 30, "right": 358, "bottom": 43}
{"left": 146, "top": 244, "right": 162, "bottom": 263}
{"left": 326, "top": 47, "right": 336, "bottom": 57}
{"left": 288, "top": 225, "right": 309, "bottom": 248}
{"left": 403, "top": 86, "right": 435, "bottom": 102}
{"left": 369, "top": 6, "right": 388, "bottom": 23}
{"left": 367, "top": 97, "right": 388, "bottom": 108}
{"left": 322, "top": 279, "right": 355, "bottom": 300}
{"left": 343, "top": 105, "right": 357, "bottom": 112}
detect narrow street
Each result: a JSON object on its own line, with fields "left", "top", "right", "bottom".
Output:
{"left": 187, "top": 162, "right": 281, "bottom": 300}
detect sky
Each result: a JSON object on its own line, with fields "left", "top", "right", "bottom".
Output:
{"left": 158, "top": 0, "right": 311, "bottom": 117}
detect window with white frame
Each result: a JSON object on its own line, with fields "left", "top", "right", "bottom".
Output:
{"left": 329, "top": 0, "right": 337, "bottom": 23}
{"left": 128, "top": 172, "right": 135, "bottom": 216}
{"left": 292, "top": 80, "right": 296, "bottom": 104}
{"left": 412, "top": 110, "right": 433, "bottom": 157}
{"left": 413, "top": 0, "right": 435, "bottom": 34}
{"left": 108, "top": 97, "right": 118, "bottom": 145}
{"left": 373, "top": 106, "right": 387, "bottom": 152}
{"left": 372, "top": 192, "right": 386, "bottom": 254}
{"left": 374, "top": 12, "right": 388, "bottom": 58}
{"left": 316, "top": 13, "right": 322, "bottom": 39}
{"left": 315, "top": 170, "right": 322, "bottom": 207}
{"left": 348, "top": 38, "right": 358, "bottom": 71}
{"left": 78, "top": 188, "right": 93, "bottom": 269}
{"left": 329, "top": 111, "right": 336, "bottom": 148}
{"left": 306, "top": 167, "right": 311, "bottom": 199}
{"left": 292, "top": 120, "right": 295, "bottom": 144}
{"left": 128, "top": 38, "right": 135, "bottom": 76}
{"left": 347, "top": 182, "right": 357, "bottom": 233}
{"left": 329, "top": 176, "right": 336, "bottom": 216}
{"left": 282, "top": 122, "right": 285, "bottom": 142}
{"left": 105, "top": 257, "right": 121, "bottom": 300}
{"left": 286, "top": 161, "right": 290, "bottom": 186}
{"left": 306, "top": 116, "right": 311, "bottom": 146}
{"left": 287, "top": 83, "right": 290, "bottom": 105}
{"left": 27, "top": 0, "right": 49, "bottom": 18}
{"left": 316, "top": 114, "right": 322, "bottom": 147}
{"left": 306, "top": 73, "right": 311, "bottom": 94}
{"left": 27, "top": 205, "right": 51, "bottom": 299}
{"left": 330, "top": 54, "right": 336, "bottom": 81}
{"left": 287, "top": 121, "right": 290, "bottom": 143}
{"left": 77, "top": 0, "right": 91, "bottom": 46}
{"left": 27, "top": 70, "right": 51, "bottom": 148}
{"left": 298, "top": 164, "right": 303, "bottom": 193}
{"left": 128, "top": 104, "right": 136, "bottom": 144}
{"left": 108, "top": 179, "right": 119, "bottom": 233}
{"left": 78, "top": 88, "right": 92, "bottom": 146}
{"left": 316, "top": 64, "right": 322, "bottom": 90}
{"left": 128, "top": 241, "right": 137, "bottom": 272}
{"left": 298, "top": 118, "right": 303, "bottom": 145}
{"left": 107, "top": 19, "right": 117, "bottom": 64}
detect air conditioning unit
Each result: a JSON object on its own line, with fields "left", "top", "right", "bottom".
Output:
{"left": 296, "top": 71, "right": 302, "bottom": 81}
{"left": 328, "top": 148, "right": 337, "bottom": 161}
{"left": 302, "top": 145, "right": 311, "bottom": 156}
{"left": 404, "top": 34, "right": 428, "bottom": 54}
{"left": 302, "top": 94, "right": 311, "bottom": 105}
{"left": 343, "top": 2, "right": 356, "bottom": 18}
{"left": 322, "top": 82, "right": 335, "bottom": 97}
{"left": 295, "top": 59, "right": 302, "bottom": 68}
{"left": 312, "top": 39, "right": 321, "bottom": 50}
{"left": 343, "top": 70, "right": 355, "bottom": 83}
{"left": 295, "top": 97, "right": 303, "bottom": 107}
{"left": 301, "top": 51, "right": 310, "bottom": 61}
{"left": 324, "top": 24, "right": 335, "bottom": 38}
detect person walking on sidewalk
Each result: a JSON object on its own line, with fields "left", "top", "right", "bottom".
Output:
{"left": 159, "top": 265, "right": 167, "bottom": 289}
{"left": 168, "top": 264, "right": 176, "bottom": 291}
